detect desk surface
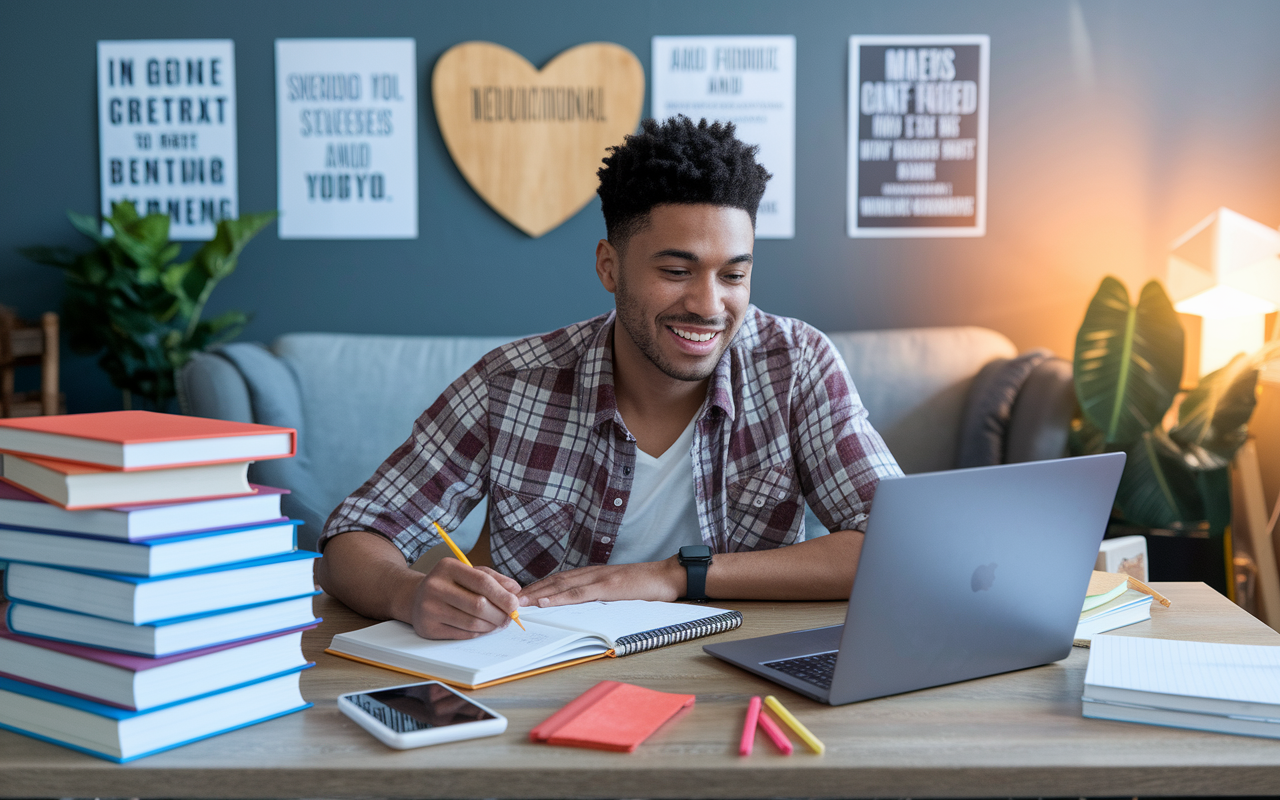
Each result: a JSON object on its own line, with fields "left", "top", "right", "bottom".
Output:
{"left": 3, "top": 583, "right": 1280, "bottom": 799}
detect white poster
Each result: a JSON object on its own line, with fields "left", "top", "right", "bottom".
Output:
{"left": 275, "top": 39, "right": 418, "bottom": 239}
{"left": 97, "top": 40, "right": 237, "bottom": 240}
{"left": 651, "top": 36, "right": 795, "bottom": 239}
{"left": 847, "top": 35, "right": 989, "bottom": 238}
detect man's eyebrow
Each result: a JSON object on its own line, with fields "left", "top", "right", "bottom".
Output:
{"left": 650, "top": 249, "right": 754, "bottom": 266}
{"left": 651, "top": 248, "right": 699, "bottom": 261}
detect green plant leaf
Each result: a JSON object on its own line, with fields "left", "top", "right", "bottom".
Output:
{"left": 17, "top": 246, "right": 78, "bottom": 268}
{"left": 1073, "top": 277, "right": 1184, "bottom": 447}
{"left": 1170, "top": 354, "right": 1258, "bottom": 465}
{"left": 1113, "top": 429, "right": 1199, "bottom": 528}
{"left": 67, "top": 211, "right": 107, "bottom": 244}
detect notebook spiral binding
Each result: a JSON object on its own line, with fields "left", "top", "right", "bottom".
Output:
{"left": 611, "top": 611, "right": 743, "bottom": 657}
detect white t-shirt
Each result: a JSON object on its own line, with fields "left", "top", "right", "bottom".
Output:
{"left": 607, "top": 418, "right": 704, "bottom": 564}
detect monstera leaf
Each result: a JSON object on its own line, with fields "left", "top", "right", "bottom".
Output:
{"left": 1073, "top": 277, "right": 1184, "bottom": 448}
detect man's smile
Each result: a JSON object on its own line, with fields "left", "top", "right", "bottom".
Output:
{"left": 670, "top": 326, "right": 719, "bottom": 343}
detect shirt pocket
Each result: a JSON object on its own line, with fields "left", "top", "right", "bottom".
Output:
{"left": 487, "top": 483, "right": 578, "bottom": 583}
{"left": 727, "top": 466, "right": 803, "bottom": 548}
{"left": 489, "top": 483, "right": 575, "bottom": 533}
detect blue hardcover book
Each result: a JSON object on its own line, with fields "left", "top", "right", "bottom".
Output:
{"left": 0, "top": 668, "right": 312, "bottom": 762}
{"left": 0, "top": 519, "right": 301, "bottom": 577}
{"left": 7, "top": 594, "right": 321, "bottom": 657}
{"left": 3, "top": 551, "right": 320, "bottom": 624}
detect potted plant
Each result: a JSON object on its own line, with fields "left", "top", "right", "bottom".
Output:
{"left": 21, "top": 201, "right": 274, "bottom": 412}
{"left": 1070, "top": 275, "right": 1280, "bottom": 592}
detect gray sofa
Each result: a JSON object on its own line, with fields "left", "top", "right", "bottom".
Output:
{"left": 177, "top": 326, "right": 1075, "bottom": 552}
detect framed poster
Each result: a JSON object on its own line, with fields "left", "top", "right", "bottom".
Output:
{"left": 652, "top": 36, "right": 795, "bottom": 239}
{"left": 275, "top": 39, "right": 418, "bottom": 239}
{"left": 847, "top": 35, "right": 989, "bottom": 238}
{"left": 97, "top": 40, "right": 237, "bottom": 240}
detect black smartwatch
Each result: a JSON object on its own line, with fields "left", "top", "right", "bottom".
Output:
{"left": 678, "top": 545, "right": 714, "bottom": 602}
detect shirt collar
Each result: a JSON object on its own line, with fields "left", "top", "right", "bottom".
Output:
{"left": 581, "top": 307, "right": 757, "bottom": 432}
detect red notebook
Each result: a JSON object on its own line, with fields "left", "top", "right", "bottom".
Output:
{"left": 0, "top": 411, "right": 295, "bottom": 471}
{"left": 530, "top": 680, "right": 695, "bottom": 752}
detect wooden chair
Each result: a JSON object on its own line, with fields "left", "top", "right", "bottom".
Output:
{"left": 0, "top": 306, "right": 63, "bottom": 417}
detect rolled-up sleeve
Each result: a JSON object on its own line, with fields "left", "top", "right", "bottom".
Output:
{"left": 792, "top": 330, "right": 903, "bottom": 533}
{"left": 319, "top": 365, "right": 491, "bottom": 562}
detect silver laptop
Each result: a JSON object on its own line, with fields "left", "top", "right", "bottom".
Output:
{"left": 703, "top": 453, "right": 1126, "bottom": 705}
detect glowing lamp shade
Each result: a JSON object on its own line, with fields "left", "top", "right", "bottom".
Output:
{"left": 1168, "top": 208, "right": 1280, "bottom": 378}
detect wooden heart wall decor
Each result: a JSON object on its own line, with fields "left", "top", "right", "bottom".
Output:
{"left": 432, "top": 42, "right": 645, "bottom": 238}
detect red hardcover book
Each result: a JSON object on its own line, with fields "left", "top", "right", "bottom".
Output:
{"left": 530, "top": 680, "right": 695, "bottom": 752}
{"left": 0, "top": 411, "right": 295, "bottom": 471}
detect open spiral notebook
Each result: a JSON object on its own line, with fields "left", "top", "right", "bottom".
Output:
{"left": 326, "top": 600, "right": 742, "bottom": 689}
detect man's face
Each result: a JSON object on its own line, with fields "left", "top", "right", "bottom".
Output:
{"left": 598, "top": 203, "right": 754, "bottom": 382}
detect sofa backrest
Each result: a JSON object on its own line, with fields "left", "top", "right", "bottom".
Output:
{"left": 826, "top": 327, "right": 1016, "bottom": 474}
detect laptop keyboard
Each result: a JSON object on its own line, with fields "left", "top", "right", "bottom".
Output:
{"left": 762, "top": 650, "right": 838, "bottom": 690}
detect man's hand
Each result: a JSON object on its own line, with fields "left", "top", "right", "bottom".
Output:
{"left": 410, "top": 557, "right": 523, "bottom": 639}
{"left": 315, "top": 531, "right": 524, "bottom": 641}
{"left": 519, "top": 557, "right": 686, "bottom": 608}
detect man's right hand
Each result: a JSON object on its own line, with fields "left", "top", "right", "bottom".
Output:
{"left": 315, "top": 530, "right": 523, "bottom": 641}
{"left": 408, "top": 557, "right": 523, "bottom": 640}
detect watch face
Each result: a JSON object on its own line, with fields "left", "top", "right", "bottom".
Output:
{"left": 680, "top": 545, "right": 713, "bottom": 562}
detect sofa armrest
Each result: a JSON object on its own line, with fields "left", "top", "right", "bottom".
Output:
{"left": 178, "top": 351, "right": 255, "bottom": 423}
{"left": 1004, "top": 357, "right": 1075, "bottom": 463}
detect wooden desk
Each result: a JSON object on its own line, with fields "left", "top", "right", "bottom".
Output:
{"left": 4, "top": 583, "right": 1280, "bottom": 799}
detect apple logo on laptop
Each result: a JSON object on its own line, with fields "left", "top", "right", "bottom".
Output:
{"left": 971, "top": 562, "right": 997, "bottom": 592}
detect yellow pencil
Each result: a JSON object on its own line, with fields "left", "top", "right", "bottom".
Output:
{"left": 764, "top": 695, "right": 825, "bottom": 754}
{"left": 432, "top": 521, "right": 525, "bottom": 631}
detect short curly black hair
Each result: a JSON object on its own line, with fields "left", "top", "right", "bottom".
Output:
{"left": 597, "top": 115, "right": 771, "bottom": 246}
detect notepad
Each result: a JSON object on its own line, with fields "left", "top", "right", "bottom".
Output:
{"left": 326, "top": 600, "right": 742, "bottom": 689}
{"left": 529, "top": 680, "right": 695, "bottom": 752}
{"left": 1084, "top": 636, "right": 1280, "bottom": 722}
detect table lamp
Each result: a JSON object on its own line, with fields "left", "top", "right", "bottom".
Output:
{"left": 1168, "top": 207, "right": 1280, "bottom": 625}
{"left": 1167, "top": 207, "right": 1280, "bottom": 381}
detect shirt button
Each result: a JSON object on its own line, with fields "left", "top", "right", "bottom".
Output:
{"left": 753, "top": 497, "right": 765, "bottom": 507}
{"left": 623, "top": 467, "right": 631, "bottom": 475}
{"left": 613, "top": 497, "right": 623, "bottom": 507}
{"left": 601, "top": 536, "right": 611, "bottom": 544}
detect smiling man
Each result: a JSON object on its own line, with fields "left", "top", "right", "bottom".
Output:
{"left": 317, "top": 117, "right": 902, "bottom": 639}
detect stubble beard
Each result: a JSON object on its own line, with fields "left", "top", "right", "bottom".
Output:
{"left": 614, "top": 271, "right": 731, "bottom": 383}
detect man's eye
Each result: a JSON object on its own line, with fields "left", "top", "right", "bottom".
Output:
{"left": 661, "top": 268, "right": 690, "bottom": 277}
{"left": 724, "top": 273, "right": 746, "bottom": 283}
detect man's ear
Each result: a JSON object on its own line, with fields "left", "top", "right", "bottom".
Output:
{"left": 595, "top": 239, "right": 620, "bottom": 294}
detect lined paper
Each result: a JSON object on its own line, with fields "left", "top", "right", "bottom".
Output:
{"left": 1086, "top": 636, "right": 1280, "bottom": 703}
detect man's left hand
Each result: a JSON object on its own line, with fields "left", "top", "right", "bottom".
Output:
{"left": 519, "top": 557, "right": 686, "bottom": 607}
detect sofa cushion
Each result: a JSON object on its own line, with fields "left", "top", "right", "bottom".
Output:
{"left": 825, "top": 327, "right": 1017, "bottom": 475}
{"left": 955, "top": 349, "right": 1053, "bottom": 468}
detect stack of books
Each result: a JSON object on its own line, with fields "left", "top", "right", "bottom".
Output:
{"left": 1073, "top": 571, "right": 1167, "bottom": 646}
{"left": 1083, "top": 635, "right": 1280, "bottom": 739}
{"left": 0, "top": 411, "right": 320, "bottom": 762}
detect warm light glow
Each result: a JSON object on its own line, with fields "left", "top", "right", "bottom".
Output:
{"left": 1174, "top": 285, "right": 1278, "bottom": 319}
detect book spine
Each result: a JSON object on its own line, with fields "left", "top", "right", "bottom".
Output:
{"left": 611, "top": 611, "right": 743, "bottom": 657}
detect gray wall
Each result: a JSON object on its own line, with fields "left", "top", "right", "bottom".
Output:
{"left": 4, "top": 0, "right": 1280, "bottom": 412}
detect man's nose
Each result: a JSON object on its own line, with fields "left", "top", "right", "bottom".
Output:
{"left": 684, "top": 273, "right": 725, "bottom": 320}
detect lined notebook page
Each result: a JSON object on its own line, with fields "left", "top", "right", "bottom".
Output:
{"left": 1086, "top": 636, "right": 1280, "bottom": 703}
{"left": 520, "top": 600, "right": 733, "bottom": 639}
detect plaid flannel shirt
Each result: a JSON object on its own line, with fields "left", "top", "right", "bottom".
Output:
{"left": 320, "top": 307, "right": 902, "bottom": 585}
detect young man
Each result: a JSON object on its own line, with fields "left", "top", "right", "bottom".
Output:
{"left": 317, "top": 117, "right": 902, "bottom": 640}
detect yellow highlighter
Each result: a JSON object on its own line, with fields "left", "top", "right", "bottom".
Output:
{"left": 432, "top": 521, "right": 525, "bottom": 631}
{"left": 764, "top": 695, "right": 825, "bottom": 754}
